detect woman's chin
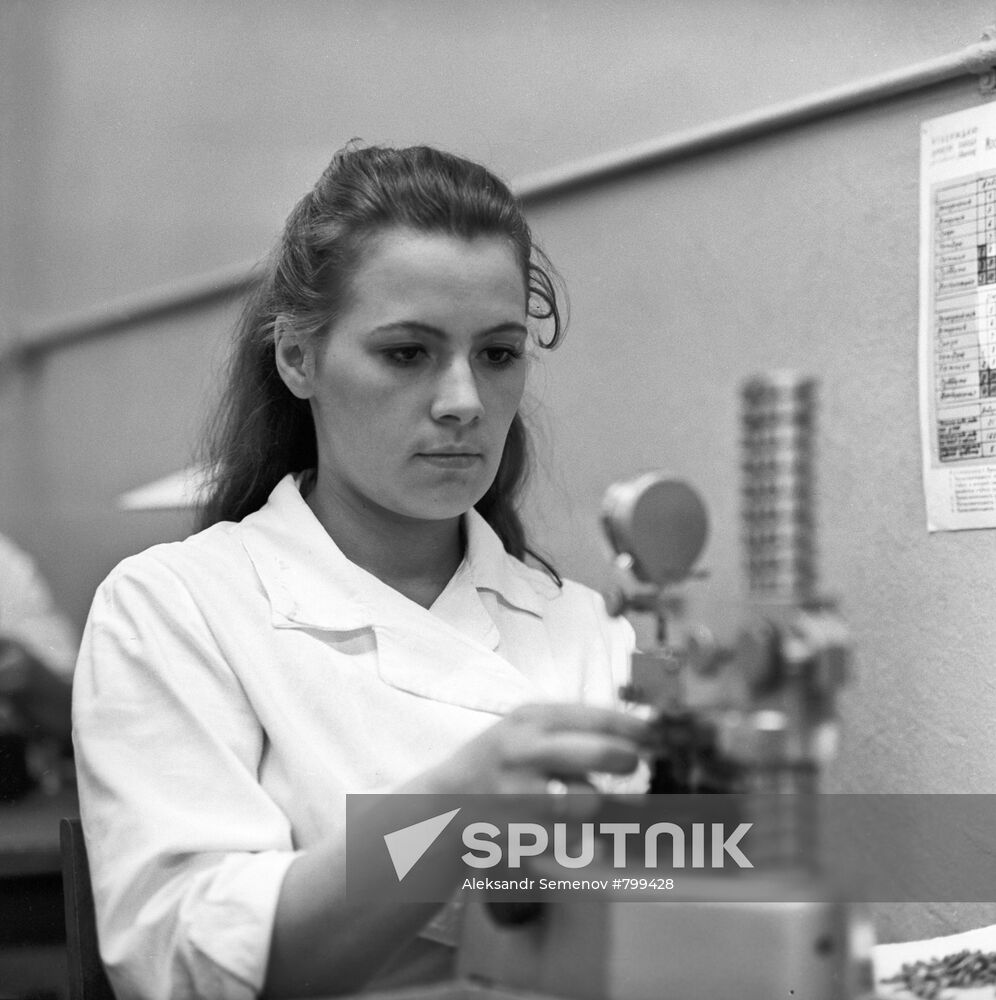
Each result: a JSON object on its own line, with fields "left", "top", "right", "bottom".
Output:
{"left": 393, "top": 489, "right": 489, "bottom": 523}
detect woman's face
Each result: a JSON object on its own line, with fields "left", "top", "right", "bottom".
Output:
{"left": 287, "top": 227, "right": 529, "bottom": 524}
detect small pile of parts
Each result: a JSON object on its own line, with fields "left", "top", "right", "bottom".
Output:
{"left": 882, "top": 950, "right": 996, "bottom": 999}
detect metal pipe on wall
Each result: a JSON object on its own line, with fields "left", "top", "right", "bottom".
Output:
{"left": 512, "top": 31, "right": 996, "bottom": 200}
{"left": 4, "top": 29, "right": 996, "bottom": 370}
{"left": 2, "top": 260, "right": 260, "bottom": 369}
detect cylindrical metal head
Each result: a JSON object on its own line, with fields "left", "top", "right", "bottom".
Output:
{"left": 601, "top": 472, "right": 708, "bottom": 586}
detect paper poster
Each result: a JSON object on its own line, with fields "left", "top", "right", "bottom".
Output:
{"left": 920, "top": 102, "right": 996, "bottom": 531}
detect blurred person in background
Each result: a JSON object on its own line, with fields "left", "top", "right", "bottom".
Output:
{"left": 0, "top": 532, "right": 77, "bottom": 799}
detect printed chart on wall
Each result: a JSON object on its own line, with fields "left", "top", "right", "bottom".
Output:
{"left": 920, "top": 101, "right": 996, "bottom": 530}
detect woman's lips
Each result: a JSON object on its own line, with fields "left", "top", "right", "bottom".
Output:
{"left": 417, "top": 452, "right": 482, "bottom": 469}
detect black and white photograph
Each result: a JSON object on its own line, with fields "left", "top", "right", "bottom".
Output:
{"left": 3, "top": 3, "right": 996, "bottom": 998}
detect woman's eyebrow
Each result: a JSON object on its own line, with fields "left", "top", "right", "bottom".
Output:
{"left": 367, "top": 321, "right": 528, "bottom": 339}
{"left": 368, "top": 321, "right": 444, "bottom": 338}
{"left": 476, "top": 322, "right": 529, "bottom": 340}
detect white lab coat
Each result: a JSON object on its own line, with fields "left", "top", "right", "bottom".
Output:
{"left": 72, "top": 474, "right": 635, "bottom": 1000}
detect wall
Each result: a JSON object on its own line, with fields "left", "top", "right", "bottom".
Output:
{"left": 3, "top": 0, "right": 996, "bottom": 941}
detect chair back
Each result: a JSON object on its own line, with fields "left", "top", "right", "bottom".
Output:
{"left": 60, "top": 818, "right": 116, "bottom": 1000}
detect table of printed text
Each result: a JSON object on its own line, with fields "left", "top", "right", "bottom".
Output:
{"left": 934, "top": 172, "right": 996, "bottom": 461}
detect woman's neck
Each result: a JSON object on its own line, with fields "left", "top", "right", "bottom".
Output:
{"left": 305, "top": 478, "right": 464, "bottom": 609}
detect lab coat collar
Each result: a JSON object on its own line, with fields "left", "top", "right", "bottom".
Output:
{"left": 238, "top": 474, "right": 548, "bottom": 632}
{"left": 461, "top": 506, "right": 550, "bottom": 619}
{"left": 238, "top": 475, "right": 549, "bottom": 714}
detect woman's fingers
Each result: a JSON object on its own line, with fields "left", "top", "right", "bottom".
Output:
{"left": 510, "top": 703, "right": 656, "bottom": 746}
{"left": 451, "top": 702, "right": 659, "bottom": 797}
{"left": 494, "top": 704, "right": 658, "bottom": 794}
{"left": 506, "top": 730, "right": 643, "bottom": 776}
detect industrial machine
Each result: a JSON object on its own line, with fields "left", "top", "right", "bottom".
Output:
{"left": 457, "top": 373, "right": 876, "bottom": 1000}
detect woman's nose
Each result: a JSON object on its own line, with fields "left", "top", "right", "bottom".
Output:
{"left": 430, "top": 360, "right": 484, "bottom": 424}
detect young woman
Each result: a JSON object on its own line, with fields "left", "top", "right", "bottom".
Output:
{"left": 73, "top": 144, "right": 653, "bottom": 1000}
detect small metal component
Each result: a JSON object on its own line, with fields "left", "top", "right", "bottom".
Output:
{"left": 684, "top": 623, "right": 731, "bottom": 676}
{"left": 625, "top": 649, "right": 684, "bottom": 708}
{"left": 969, "top": 26, "right": 996, "bottom": 93}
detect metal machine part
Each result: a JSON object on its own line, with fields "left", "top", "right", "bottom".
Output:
{"left": 602, "top": 373, "right": 849, "bottom": 814}
{"left": 458, "top": 373, "right": 873, "bottom": 1000}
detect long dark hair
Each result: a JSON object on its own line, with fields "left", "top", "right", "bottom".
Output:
{"left": 198, "top": 144, "right": 564, "bottom": 572}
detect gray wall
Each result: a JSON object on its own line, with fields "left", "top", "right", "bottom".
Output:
{"left": 3, "top": 0, "right": 996, "bottom": 941}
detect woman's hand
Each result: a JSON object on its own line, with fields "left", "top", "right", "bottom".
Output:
{"left": 267, "top": 704, "right": 655, "bottom": 997}
{"left": 428, "top": 702, "right": 657, "bottom": 798}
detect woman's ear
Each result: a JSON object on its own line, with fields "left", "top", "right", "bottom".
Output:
{"left": 274, "top": 317, "right": 316, "bottom": 400}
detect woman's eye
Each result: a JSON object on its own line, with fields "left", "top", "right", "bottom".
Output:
{"left": 384, "top": 345, "right": 426, "bottom": 365}
{"left": 482, "top": 346, "right": 524, "bottom": 368}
